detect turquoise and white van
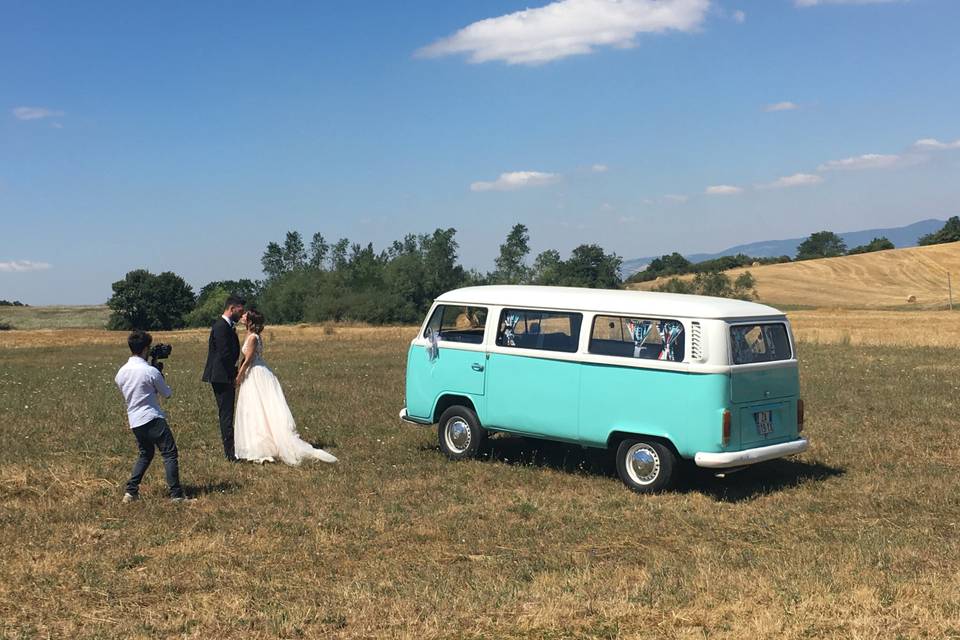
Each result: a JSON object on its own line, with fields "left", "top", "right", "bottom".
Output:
{"left": 400, "top": 285, "right": 808, "bottom": 492}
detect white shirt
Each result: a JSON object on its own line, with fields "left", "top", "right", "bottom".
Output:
{"left": 222, "top": 313, "right": 235, "bottom": 328}
{"left": 115, "top": 356, "right": 172, "bottom": 429}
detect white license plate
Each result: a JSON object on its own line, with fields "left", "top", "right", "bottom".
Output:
{"left": 755, "top": 410, "right": 774, "bottom": 436}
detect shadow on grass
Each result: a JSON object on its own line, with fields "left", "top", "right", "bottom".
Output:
{"left": 426, "top": 435, "right": 845, "bottom": 503}
{"left": 182, "top": 480, "right": 242, "bottom": 498}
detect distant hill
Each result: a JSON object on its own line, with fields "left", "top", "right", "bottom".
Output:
{"left": 628, "top": 241, "right": 960, "bottom": 310}
{"left": 622, "top": 218, "right": 946, "bottom": 275}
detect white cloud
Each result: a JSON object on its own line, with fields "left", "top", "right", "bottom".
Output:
{"left": 12, "top": 106, "right": 64, "bottom": 121}
{"left": 796, "top": 0, "right": 904, "bottom": 6}
{"left": 758, "top": 173, "right": 824, "bottom": 189}
{"left": 913, "top": 138, "right": 960, "bottom": 151}
{"left": 705, "top": 185, "right": 743, "bottom": 196}
{"left": 470, "top": 171, "right": 560, "bottom": 192}
{"left": 416, "top": 0, "right": 710, "bottom": 65}
{"left": 732, "top": 10, "right": 746, "bottom": 23}
{"left": 764, "top": 101, "right": 799, "bottom": 112}
{"left": 590, "top": 163, "right": 609, "bottom": 173}
{"left": 817, "top": 153, "right": 900, "bottom": 171}
{"left": 0, "top": 260, "right": 52, "bottom": 273}
{"left": 663, "top": 194, "right": 688, "bottom": 203}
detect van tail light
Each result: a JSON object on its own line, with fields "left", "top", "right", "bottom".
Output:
{"left": 797, "top": 399, "right": 805, "bottom": 433}
{"left": 722, "top": 409, "right": 731, "bottom": 446}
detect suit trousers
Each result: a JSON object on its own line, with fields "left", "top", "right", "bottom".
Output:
{"left": 127, "top": 417, "right": 183, "bottom": 498}
{"left": 211, "top": 382, "right": 236, "bottom": 460}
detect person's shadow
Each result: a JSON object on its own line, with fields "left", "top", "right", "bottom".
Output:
{"left": 440, "top": 435, "right": 844, "bottom": 503}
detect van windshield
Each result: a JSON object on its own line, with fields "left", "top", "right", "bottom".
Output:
{"left": 730, "top": 323, "right": 792, "bottom": 364}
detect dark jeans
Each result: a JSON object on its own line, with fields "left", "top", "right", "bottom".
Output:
{"left": 211, "top": 382, "right": 236, "bottom": 460}
{"left": 127, "top": 417, "right": 183, "bottom": 498}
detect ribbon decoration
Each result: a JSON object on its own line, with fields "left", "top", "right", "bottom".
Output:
{"left": 658, "top": 320, "right": 684, "bottom": 361}
{"left": 426, "top": 327, "right": 440, "bottom": 362}
{"left": 627, "top": 319, "right": 653, "bottom": 358}
{"left": 502, "top": 313, "right": 522, "bottom": 347}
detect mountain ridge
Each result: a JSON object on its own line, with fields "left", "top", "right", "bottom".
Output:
{"left": 622, "top": 218, "right": 947, "bottom": 275}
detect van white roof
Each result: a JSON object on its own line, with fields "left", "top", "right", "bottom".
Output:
{"left": 435, "top": 285, "right": 785, "bottom": 320}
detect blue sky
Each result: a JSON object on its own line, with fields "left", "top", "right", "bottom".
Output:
{"left": 2, "top": 0, "right": 958, "bottom": 304}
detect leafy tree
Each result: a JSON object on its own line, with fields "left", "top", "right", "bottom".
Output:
{"left": 918, "top": 216, "right": 960, "bottom": 246}
{"left": 531, "top": 249, "right": 562, "bottom": 286}
{"left": 331, "top": 238, "right": 350, "bottom": 271}
{"left": 261, "top": 242, "right": 285, "bottom": 280}
{"left": 282, "top": 231, "right": 307, "bottom": 271}
{"left": 558, "top": 244, "right": 622, "bottom": 289}
{"left": 491, "top": 224, "right": 531, "bottom": 284}
{"left": 309, "top": 233, "right": 329, "bottom": 269}
{"left": 796, "top": 231, "right": 847, "bottom": 260}
{"left": 197, "top": 279, "right": 260, "bottom": 306}
{"left": 185, "top": 285, "right": 231, "bottom": 328}
{"left": 422, "top": 228, "right": 465, "bottom": 299}
{"left": 848, "top": 236, "right": 895, "bottom": 255}
{"left": 107, "top": 269, "right": 195, "bottom": 330}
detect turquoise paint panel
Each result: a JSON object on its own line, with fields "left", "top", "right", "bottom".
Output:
{"left": 730, "top": 366, "right": 799, "bottom": 404}
{"left": 405, "top": 344, "right": 486, "bottom": 421}
{"left": 484, "top": 353, "right": 580, "bottom": 440}
{"left": 578, "top": 364, "right": 730, "bottom": 458}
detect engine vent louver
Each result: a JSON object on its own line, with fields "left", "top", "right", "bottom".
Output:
{"left": 690, "top": 321, "right": 703, "bottom": 361}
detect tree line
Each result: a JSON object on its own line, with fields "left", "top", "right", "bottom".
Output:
{"left": 104, "top": 217, "right": 960, "bottom": 330}
{"left": 105, "top": 225, "right": 622, "bottom": 330}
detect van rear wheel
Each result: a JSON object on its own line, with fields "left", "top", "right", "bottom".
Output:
{"left": 438, "top": 405, "right": 486, "bottom": 460}
{"left": 616, "top": 438, "right": 675, "bottom": 493}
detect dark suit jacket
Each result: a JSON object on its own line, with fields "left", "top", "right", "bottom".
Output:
{"left": 201, "top": 317, "right": 240, "bottom": 385}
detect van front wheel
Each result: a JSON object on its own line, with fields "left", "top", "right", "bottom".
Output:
{"left": 616, "top": 439, "right": 675, "bottom": 493}
{"left": 438, "top": 405, "right": 486, "bottom": 460}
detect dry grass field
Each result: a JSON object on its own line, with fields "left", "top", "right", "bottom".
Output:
{"left": 0, "top": 305, "right": 111, "bottom": 331}
{"left": 2, "top": 317, "right": 960, "bottom": 639}
{"left": 630, "top": 242, "right": 960, "bottom": 310}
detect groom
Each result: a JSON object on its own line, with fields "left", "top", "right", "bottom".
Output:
{"left": 202, "top": 295, "right": 245, "bottom": 461}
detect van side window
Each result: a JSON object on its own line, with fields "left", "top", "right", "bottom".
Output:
{"left": 730, "top": 323, "right": 791, "bottom": 364}
{"left": 496, "top": 309, "right": 582, "bottom": 353}
{"left": 589, "top": 315, "right": 685, "bottom": 362}
{"left": 423, "top": 305, "right": 488, "bottom": 345}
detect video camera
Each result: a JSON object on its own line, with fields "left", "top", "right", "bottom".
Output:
{"left": 149, "top": 343, "right": 172, "bottom": 372}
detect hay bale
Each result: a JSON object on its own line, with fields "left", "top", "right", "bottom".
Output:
{"left": 907, "top": 295, "right": 917, "bottom": 304}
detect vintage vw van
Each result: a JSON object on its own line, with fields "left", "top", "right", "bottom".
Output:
{"left": 400, "top": 285, "right": 808, "bottom": 492}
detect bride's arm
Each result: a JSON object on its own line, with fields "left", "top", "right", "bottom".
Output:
{"left": 235, "top": 335, "right": 257, "bottom": 385}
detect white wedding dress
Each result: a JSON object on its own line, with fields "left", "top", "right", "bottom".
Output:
{"left": 234, "top": 334, "right": 338, "bottom": 465}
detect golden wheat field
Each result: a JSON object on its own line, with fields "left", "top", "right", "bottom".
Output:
{"left": 630, "top": 242, "right": 960, "bottom": 310}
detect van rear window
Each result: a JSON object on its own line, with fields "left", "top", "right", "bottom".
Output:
{"left": 730, "top": 323, "right": 792, "bottom": 364}
{"left": 589, "top": 315, "right": 685, "bottom": 362}
{"left": 496, "top": 309, "right": 582, "bottom": 353}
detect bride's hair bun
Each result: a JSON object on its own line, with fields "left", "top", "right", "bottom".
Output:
{"left": 246, "top": 309, "right": 265, "bottom": 334}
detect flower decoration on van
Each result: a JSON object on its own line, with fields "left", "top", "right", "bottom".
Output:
{"left": 627, "top": 319, "right": 653, "bottom": 358}
{"left": 502, "top": 313, "right": 522, "bottom": 347}
{"left": 658, "top": 320, "right": 684, "bottom": 361}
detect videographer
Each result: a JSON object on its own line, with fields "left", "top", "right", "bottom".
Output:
{"left": 114, "top": 329, "right": 188, "bottom": 503}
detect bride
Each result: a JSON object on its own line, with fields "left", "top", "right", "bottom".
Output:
{"left": 234, "top": 310, "right": 337, "bottom": 465}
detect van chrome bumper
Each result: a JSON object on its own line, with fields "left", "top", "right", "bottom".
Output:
{"left": 399, "top": 408, "right": 431, "bottom": 425}
{"left": 695, "top": 438, "right": 808, "bottom": 469}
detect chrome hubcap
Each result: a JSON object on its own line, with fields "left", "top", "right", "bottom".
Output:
{"left": 626, "top": 444, "right": 660, "bottom": 485}
{"left": 445, "top": 418, "right": 472, "bottom": 453}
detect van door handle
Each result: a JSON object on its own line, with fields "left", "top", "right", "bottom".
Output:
{"left": 471, "top": 363, "right": 485, "bottom": 372}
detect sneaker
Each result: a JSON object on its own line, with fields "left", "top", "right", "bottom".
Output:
{"left": 170, "top": 496, "right": 197, "bottom": 504}
{"left": 122, "top": 493, "right": 139, "bottom": 503}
